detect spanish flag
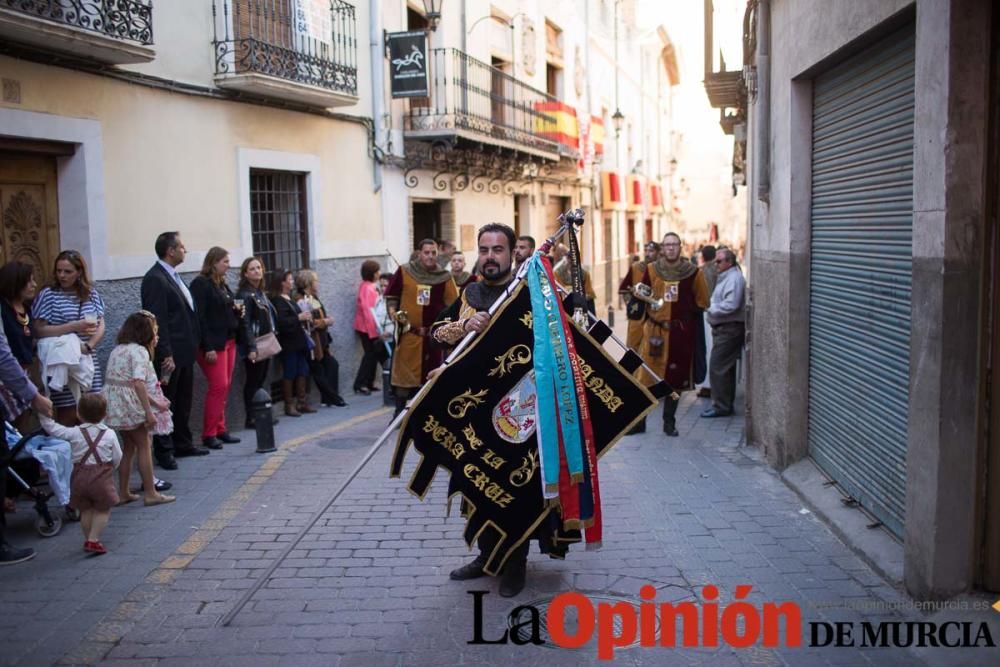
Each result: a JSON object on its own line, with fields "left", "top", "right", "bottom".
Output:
{"left": 601, "top": 171, "right": 626, "bottom": 211}
{"left": 534, "top": 101, "right": 579, "bottom": 148}
{"left": 591, "top": 115, "right": 605, "bottom": 155}
{"left": 626, "top": 174, "right": 646, "bottom": 212}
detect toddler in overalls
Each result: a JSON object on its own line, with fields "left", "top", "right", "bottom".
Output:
{"left": 40, "top": 393, "right": 121, "bottom": 554}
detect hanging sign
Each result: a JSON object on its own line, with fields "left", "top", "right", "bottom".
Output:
{"left": 387, "top": 30, "right": 429, "bottom": 98}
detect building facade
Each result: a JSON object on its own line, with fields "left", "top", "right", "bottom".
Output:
{"left": 0, "top": 0, "right": 681, "bottom": 427}
{"left": 377, "top": 0, "right": 678, "bottom": 312}
{"left": 710, "top": 0, "right": 999, "bottom": 598}
{"left": 0, "top": 0, "right": 383, "bottom": 425}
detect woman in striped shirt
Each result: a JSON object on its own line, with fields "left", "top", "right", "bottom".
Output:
{"left": 31, "top": 250, "right": 106, "bottom": 425}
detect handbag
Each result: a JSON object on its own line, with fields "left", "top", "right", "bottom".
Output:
{"left": 249, "top": 293, "right": 282, "bottom": 361}
{"left": 254, "top": 332, "right": 281, "bottom": 361}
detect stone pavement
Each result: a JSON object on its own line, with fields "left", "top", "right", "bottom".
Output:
{"left": 0, "top": 392, "right": 388, "bottom": 666}
{"left": 4, "top": 383, "right": 1000, "bottom": 665}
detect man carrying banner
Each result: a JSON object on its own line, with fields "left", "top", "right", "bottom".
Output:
{"left": 430, "top": 223, "right": 530, "bottom": 597}
{"left": 640, "top": 232, "right": 710, "bottom": 436}
{"left": 385, "top": 239, "right": 458, "bottom": 416}
{"left": 390, "top": 213, "right": 660, "bottom": 603}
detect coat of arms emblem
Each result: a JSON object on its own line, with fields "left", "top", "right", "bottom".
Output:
{"left": 492, "top": 370, "right": 537, "bottom": 443}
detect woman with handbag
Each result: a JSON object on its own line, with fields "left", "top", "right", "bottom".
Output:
{"left": 190, "top": 247, "right": 242, "bottom": 450}
{"left": 269, "top": 269, "right": 315, "bottom": 417}
{"left": 236, "top": 257, "right": 281, "bottom": 429}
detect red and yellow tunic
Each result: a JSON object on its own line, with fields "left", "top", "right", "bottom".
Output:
{"left": 639, "top": 262, "right": 710, "bottom": 389}
{"left": 618, "top": 260, "right": 647, "bottom": 354}
{"left": 385, "top": 266, "right": 458, "bottom": 388}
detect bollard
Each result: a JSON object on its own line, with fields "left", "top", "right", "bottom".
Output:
{"left": 252, "top": 388, "right": 277, "bottom": 453}
{"left": 607, "top": 303, "right": 615, "bottom": 328}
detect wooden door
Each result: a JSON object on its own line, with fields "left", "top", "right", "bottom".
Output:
{"left": 0, "top": 154, "right": 60, "bottom": 282}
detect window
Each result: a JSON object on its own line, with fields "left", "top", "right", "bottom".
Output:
{"left": 249, "top": 169, "right": 310, "bottom": 275}
{"left": 546, "top": 62, "right": 562, "bottom": 98}
{"left": 545, "top": 20, "right": 563, "bottom": 61}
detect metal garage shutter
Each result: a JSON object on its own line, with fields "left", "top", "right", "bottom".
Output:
{"left": 808, "top": 26, "right": 914, "bottom": 538}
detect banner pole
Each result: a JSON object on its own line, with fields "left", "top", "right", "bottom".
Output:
{"left": 219, "top": 210, "right": 585, "bottom": 627}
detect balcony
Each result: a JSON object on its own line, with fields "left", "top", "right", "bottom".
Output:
{"left": 405, "top": 48, "right": 579, "bottom": 160}
{"left": 212, "top": 0, "right": 358, "bottom": 108}
{"left": 0, "top": 0, "right": 155, "bottom": 64}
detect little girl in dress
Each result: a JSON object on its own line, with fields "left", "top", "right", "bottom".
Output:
{"left": 39, "top": 393, "right": 121, "bottom": 554}
{"left": 103, "top": 311, "right": 175, "bottom": 506}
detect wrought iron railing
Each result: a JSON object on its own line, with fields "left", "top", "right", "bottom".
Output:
{"left": 405, "top": 48, "right": 562, "bottom": 155}
{"left": 212, "top": 0, "right": 357, "bottom": 97}
{"left": 1, "top": 0, "right": 154, "bottom": 44}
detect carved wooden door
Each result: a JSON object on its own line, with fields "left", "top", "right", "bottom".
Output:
{"left": 0, "top": 155, "right": 60, "bottom": 283}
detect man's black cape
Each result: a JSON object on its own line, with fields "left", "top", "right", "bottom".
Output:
{"left": 390, "top": 281, "right": 661, "bottom": 574}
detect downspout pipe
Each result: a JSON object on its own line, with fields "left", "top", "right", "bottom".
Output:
{"left": 754, "top": 0, "right": 770, "bottom": 203}
{"left": 369, "top": 0, "right": 385, "bottom": 193}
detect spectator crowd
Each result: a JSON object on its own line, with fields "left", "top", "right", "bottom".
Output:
{"left": 1, "top": 228, "right": 744, "bottom": 566}
{"left": 1, "top": 231, "right": 395, "bottom": 564}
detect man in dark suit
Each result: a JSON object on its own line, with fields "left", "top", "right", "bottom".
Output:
{"left": 141, "top": 232, "right": 209, "bottom": 469}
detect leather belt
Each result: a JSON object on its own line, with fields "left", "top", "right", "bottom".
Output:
{"left": 649, "top": 319, "right": 686, "bottom": 331}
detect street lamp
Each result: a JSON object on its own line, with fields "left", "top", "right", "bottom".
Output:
{"left": 612, "top": 0, "right": 623, "bottom": 139}
{"left": 612, "top": 108, "right": 625, "bottom": 137}
{"left": 422, "top": 0, "right": 443, "bottom": 31}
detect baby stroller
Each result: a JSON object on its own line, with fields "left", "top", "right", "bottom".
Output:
{"left": 3, "top": 422, "right": 71, "bottom": 537}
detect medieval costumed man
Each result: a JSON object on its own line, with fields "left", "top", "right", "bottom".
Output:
{"left": 449, "top": 252, "right": 478, "bottom": 291}
{"left": 639, "top": 232, "right": 710, "bottom": 436}
{"left": 390, "top": 214, "right": 660, "bottom": 605}
{"left": 618, "top": 241, "right": 660, "bottom": 434}
{"left": 430, "top": 223, "right": 529, "bottom": 597}
{"left": 385, "top": 239, "right": 458, "bottom": 416}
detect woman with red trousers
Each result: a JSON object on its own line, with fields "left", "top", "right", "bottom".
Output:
{"left": 190, "top": 247, "right": 242, "bottom": 450}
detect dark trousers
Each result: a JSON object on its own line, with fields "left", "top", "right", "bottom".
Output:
{"left": 310, "top": 352, "right": 342, "bottom": 404}
{"left": 662, "top": 393, "right": 680, "bottom": 430}
{"left": 154, "top": 362, "right": 194, "bottom": 457}
{"left": 243, "top": 357, "right": 271, "bottom": 415}
{"left": 353, "top": 333, "right": 386, "bottom": 391}
{"left": 393, "top": 386, "right": 418, "bottom": 417}
{"left": 477, "top": 533, "right": 529, "bottom": 572}
{"left": 709, "top": 322, "right": 745, "bottom": 414}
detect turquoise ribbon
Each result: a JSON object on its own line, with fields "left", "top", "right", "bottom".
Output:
{"left": 526, "top": 254, "right": 584, "bottom": 486}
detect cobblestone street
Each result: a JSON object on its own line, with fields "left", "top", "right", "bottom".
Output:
{"left": 5, "top": 378, "right": 996, "bottom": 666}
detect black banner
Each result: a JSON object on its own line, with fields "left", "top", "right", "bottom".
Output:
{"left": 390, "top": 281, "right": 657, "bottom": 574}
{"left": 387, "top": 30, "right": 429, "bottom": 98}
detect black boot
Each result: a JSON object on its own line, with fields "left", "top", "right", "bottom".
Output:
{"left": 498, "top": 559, "right": 527, "bottom": 597}
{"left": 393, "top": 389, "right": 410, "bottom": 418}
{"left": 662, "top": 395, "right": 679, "bottom": 437}
{"left": 449, "top": 554, "right": 487, "bottom": 580}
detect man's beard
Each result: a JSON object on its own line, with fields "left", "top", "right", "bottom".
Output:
{"left": 482, "top": 262, "right": 511, "bottom": 282}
